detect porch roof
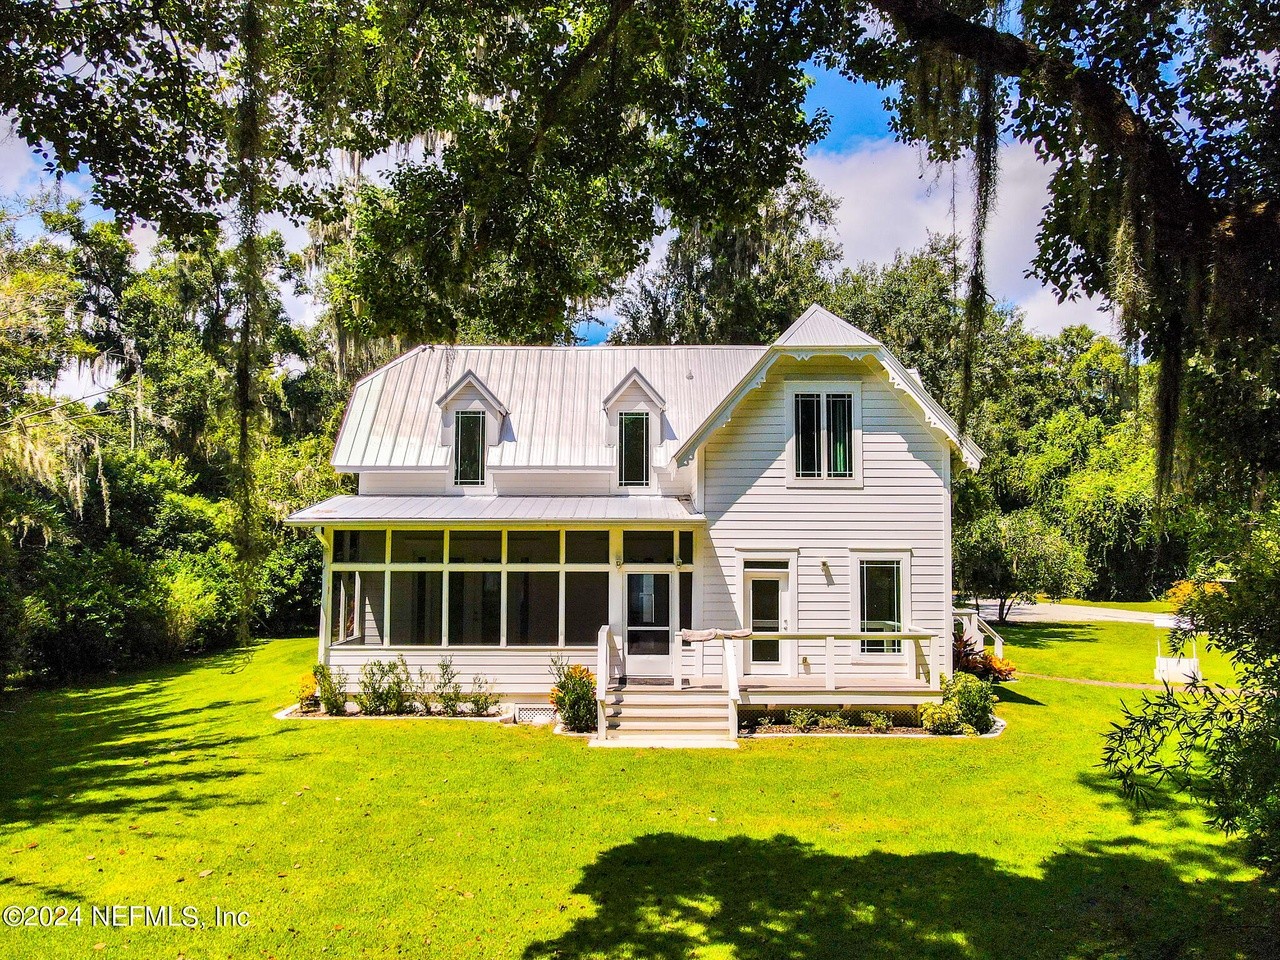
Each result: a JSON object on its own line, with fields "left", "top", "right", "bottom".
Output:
{"left": 286, "top": 494, "right": 705, "bottom": 526}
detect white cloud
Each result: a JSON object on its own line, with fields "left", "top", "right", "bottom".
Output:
{"left": 806, "top": 138, "right": 1109, "bottom": 335}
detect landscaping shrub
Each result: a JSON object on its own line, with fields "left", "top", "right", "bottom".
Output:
{"left": 863, "top": 711, "right": 894, "bottom": 734}
{"left": 786, "top": 707, "right": 819, "bottom": 732}
{"left": 433, "top": 657, "right": 463, "bottom": 716}
{"left": 817, "top": 712, "right": 849, "bottom": 730}
{"left": 466, "top": 675, "right": 499, "bottom": 717}
{"left": 297, "top": 673, "right": 318, "bottom": 710}
{"left": 313, "top": 663, "right": 348, "bottom": 715}
{"left": 944, "top": 673, "right": 997, "bottom": 734}
{"left": 354, "top": 656, "right": 413, "bottom": 715}
{"left": 549, "top": 657, "right": 597, "bottom": 732}
{"left": 953, "top": 635, "right": 1017, "bottom": 681}
{"left": 921, "top": 701, "right": 964, "bottom": 735}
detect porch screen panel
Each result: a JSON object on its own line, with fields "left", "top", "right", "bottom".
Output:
{"left": 454, "top": 410, "right": 486, "bottom": 485}
{"left": 334, "top": 529, "right": 386, "bottom": 563}
{"left": 507, "top": 530, "right": 559, "bottom": 564}
{"left": 389, "top": 571, "right": 443, "bottom": 645}
{"left": 623, "top": 530, "right": 674, "bottom": 564}
{"left": 860, "top": 560, "right": 902, "bottom": 633}
{"left": 391, "top": 530, "right": 443, "bottom": 563}
{"left": 564, "top": 572, "right": 609, "bottom": 645}
{"left": 679, "top": 571, "right": 693, "bottom": 646}
{"left": 794, "top": 393, "right": 821, "bottom": 477}
{"left": 449, "top": 529, "right": 502, "bottom": 563}
{"left": 826, "top": 393, "right": 854, "bottom": 478}
{"left": 448, "top": 571, "right": 501, "bottom": 644}
{"left": 565, "top": 530, "right": 609, "bottom": 563}
{"left": 507, "top": 571, "right": 559, "bottom": 645}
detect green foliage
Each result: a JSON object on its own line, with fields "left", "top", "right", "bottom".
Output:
{"left": 611, "top": 173, "right": 842, "bottom": 346}
{"left": 785, "top": 708, "right": 820, "bottom": 732}
{"left": 312, "top": 663, "right": 348, "bottom": 715}
{"left": 353, "top": 656, "right": 413, "bottom": 716}
{"left": 466, "top": 675, "right": 500, "bottom": 718}
{"left": 920, "top": 701, "right": 965, "bottom": 736}
{"left": 432, "top": 657, "right": 464, "bottom": 717}
{"left": 549, "top": 657, "right": 597, "bottom": 733}
{"left": 955, "top": 509, "right": 1093, "bottom": 620}
{"left": 1104, "top": 506, "right": 1280, "bottom": 874}
{"left": 941, "top": 673, "right": 997, "bottom": 736}
{"left": 863, "top": 711, "right": 894, "bottom": 734}
{"left": 816, "top": 712, "right": 850, "bottom": 731}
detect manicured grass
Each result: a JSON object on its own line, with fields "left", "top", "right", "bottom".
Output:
{"left": 1, "top": 632, "right": 1274, "bottom": 960}
{"left": 1046, "top": 596, "right": 1176, "bottom": 614}
{"left": 1000, "top": 620, "right": 1239, "bottom": 686}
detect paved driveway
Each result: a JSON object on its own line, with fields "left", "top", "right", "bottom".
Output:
{"left": 977, "top": 601, "right": 1159, "bottom": 625}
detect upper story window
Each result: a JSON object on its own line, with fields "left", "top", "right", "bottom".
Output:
{"left": 618, "top": 412, "right": 650, "bottom": 486}
{"left": 788, "top": 382, "right": 862, "bottom": 486}
{"left": 454, "top": 410, "right": 486, "bottom": 486}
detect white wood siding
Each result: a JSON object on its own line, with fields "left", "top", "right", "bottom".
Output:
{"left": 699, "top": 356, "right": 952, "bottom": 683}
{"left": 328, "top": 646, "right": 595, "bottom": 695}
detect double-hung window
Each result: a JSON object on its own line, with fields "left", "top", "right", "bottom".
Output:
{"left": 618, "top": 411, "right": 649, "bottom": 487}
{"left": 454, "top": 411, "right": 486, "bottom": 486}
{"left": 789, "top": 383, "right": 861, "bottom": 485}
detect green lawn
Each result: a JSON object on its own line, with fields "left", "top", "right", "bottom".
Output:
{"left": 999, "top": 620, "right": 1239, "bottom": 686}
{"left": 1046, "top": 596, "right": 1176, "bottom": 614}
{"left": 0, "top": 631, "right": 1274, "bottom": 960}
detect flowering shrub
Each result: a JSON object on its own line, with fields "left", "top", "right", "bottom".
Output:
{"left": 550, "top": 658, "right": 597, "bottom": 732}
{"left": 297, "top": 673, "right": 318, "bottom": 710}
{"left": 921, "top": 701, "right": 964, "bottom": 735}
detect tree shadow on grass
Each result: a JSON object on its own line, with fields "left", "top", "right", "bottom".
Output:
{"left": 525, "top": 833, "right": 1279, "bottom": 960}
{"left": 0, "top": 646, "right": 295, "bottom": 829}
{"left": 994, "top": 684, "right": 1045, "bottom": 707}
{"left": 998, "top": 621, "right": 1107, "bottom": 651}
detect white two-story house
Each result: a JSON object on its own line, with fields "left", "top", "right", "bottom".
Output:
{"left": 288, "top": 306, "right": 982, "bottom": 741}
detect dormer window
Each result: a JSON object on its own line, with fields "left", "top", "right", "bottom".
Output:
{"left": 787, "top": 382, "right": 862, "bottom": 487}
{"left": 454, "top": 410, "right": 486, "bottom": 485}
{"left": 436, "top": 369, "right": 507, "bottom": 490}
{"left": 618, "top": 412, "right": 650, "bottom": 487}
{"left": 604, "top": 367, "right": 664, "bottom": 491}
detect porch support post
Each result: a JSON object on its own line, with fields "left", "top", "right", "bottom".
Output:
{"left": 314, "top": 526, "right": 332, "bottom": 666}
{"left": 824, "top": 636, "right": 836, "bottom": 690}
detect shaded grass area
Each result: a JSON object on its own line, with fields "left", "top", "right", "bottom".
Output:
{"left": 1048, "top": 596, "right": 1175, "bottom": 614}
{"left": 1000, "top": 620, "right": 1239, "bottom": 686}
{"left": 0, "top": 635, "right": 1275, "bottom": 959}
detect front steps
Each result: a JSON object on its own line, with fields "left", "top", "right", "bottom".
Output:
{"left": 593, "top": 687, "right": 736, "bottom": 747}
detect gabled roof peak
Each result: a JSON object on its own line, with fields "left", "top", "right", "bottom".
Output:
{"left": 435, "top": 369, "right": 508, "bottom": 416}
{"left": 602, "top": 366, "right": 667, "bottom": 411}
{"left": 775, "top": 304, "right": 881, "bottom": 349}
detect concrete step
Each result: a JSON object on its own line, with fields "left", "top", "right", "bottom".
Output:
{"left": 605, "top": 703, "right": 727, "bottom": 718}
{"left": 605, "top": 692, "right": 728, "bottom": 707}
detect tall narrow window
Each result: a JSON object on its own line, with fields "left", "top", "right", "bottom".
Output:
{"left": 618, "top": 412, "right": 649, "bottom": 486}
{"left": 860, "top": 560, "right": 902, "bottom": 632}
{"left": 827, "top": 394, "right": 854, "bottom": 478}
{"left": 794, "top": 394, "right": 821, "bottom": 478}
{"left": 454, "top": 411, "right": 486, "bottom": 485}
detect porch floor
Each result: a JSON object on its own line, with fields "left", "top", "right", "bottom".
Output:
{"left": 612, "top": 676, "right": 934, "bottom": 693}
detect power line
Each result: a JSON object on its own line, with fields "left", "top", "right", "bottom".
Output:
{"left": 0, "top": 380, "right": 133, "bottom": 432}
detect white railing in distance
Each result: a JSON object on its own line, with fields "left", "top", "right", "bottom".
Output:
{"left": 596, "top": 625, "right": 611, "bottom": 742}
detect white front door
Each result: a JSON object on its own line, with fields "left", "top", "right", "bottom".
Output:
{"left": 746, "top": 572, "right": 790, "bottom": 674}
{"left": 625, "top": 572, "right": 673, "bottom": 677}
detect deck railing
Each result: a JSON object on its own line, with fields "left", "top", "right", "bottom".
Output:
{"left": 704, "top": 631, "right": 930, "bottom": 689}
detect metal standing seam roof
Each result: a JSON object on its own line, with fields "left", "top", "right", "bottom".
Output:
{"left": 331, "top": 344, "right": 767, "bottom": 470}
{"left": 285, "top": 495, "right": 705, "bottom": 525}
{"left": 327, "top": 304, "right": 981, "bottom": 474}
